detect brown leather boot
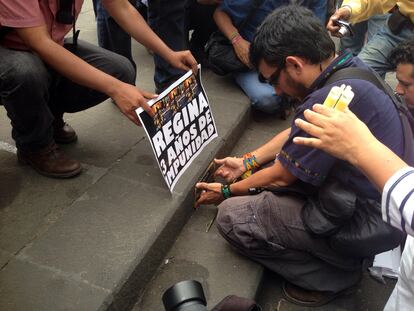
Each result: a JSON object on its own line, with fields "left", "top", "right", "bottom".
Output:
{"left": 53, "top": 119, "right": 77, "bottom": 144}
{"left": 17, "top": 143, "right": 81, "bottom": 178}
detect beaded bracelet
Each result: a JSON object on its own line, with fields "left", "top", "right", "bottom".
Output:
{"left": 243, "top": 153, "right": 260, "bottom": 171}
{"left": 240, "top": 153, "right": 261, "bottom": 180}
{"left": 221, "top": 184, "right": 232, "bottom": 199}
{"left": 229, "top": 31, "right": 240, "bottom": 41}
{"left": 231, "top": 34, "right": 241, "bottom": 45}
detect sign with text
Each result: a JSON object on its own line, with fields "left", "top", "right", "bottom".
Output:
{"left": 136, "top": 66, "right": 218, "bottom": 192}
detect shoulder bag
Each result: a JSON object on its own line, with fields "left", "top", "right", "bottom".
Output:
{"left": 301, "top": 67, "right": 413, "bottom": 258}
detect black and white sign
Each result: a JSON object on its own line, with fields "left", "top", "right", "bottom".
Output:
{"left": 136, "top": 66, "right": 218, "bottom": 192}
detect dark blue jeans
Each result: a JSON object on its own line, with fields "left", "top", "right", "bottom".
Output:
{"left": 296, "top": 0, "right": 327, "bottom": 24}
{"left": 339, "top": 14, "right": 388, "bottom": 56}
{"left": 148, "top": 0, "right": 188, "bottom": 92}
{"left": 94, "top": 0, "right": 138, "bottom": 70}
{"left": 0, "top": 40, "right": 135, "bottom": 152}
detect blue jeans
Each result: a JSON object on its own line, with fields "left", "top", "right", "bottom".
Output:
{"left": 148, "top": 0, "right": 188, "bottom": 92}
{"left": 340, "top": 14, "right": 388, "bottom": 56}
{"left": 296, "top": 0, "right": 327, "bottom": 24}
{"left": 0, "top": 41, "right": 135, "bottom": 151}
{"left": 95, "top": 0, "right": 137, "bottom": 69}
{"left": 358, "top": 19, "right": 414, "bottom": 77}
{"left": 234, "top": 70, "right": 283, "bottom": 114}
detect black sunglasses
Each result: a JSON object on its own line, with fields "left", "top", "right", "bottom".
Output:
{"left": 258, "top": 66, "right": 283, "bottom": 86}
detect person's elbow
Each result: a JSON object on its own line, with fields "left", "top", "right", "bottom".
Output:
{"left": 268, "top": 163, "right": 297, "bottom": 187}
{"left": 213, "top": 6, "right": 226, "bottom": 25}
{"left": 271, "top": 177, "right": 294, "bottom": 187}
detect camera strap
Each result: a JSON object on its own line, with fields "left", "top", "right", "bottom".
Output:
{"left": 0, "top": 26, "right": 12, "bottom": 40}
{"left": 1, "top": 1, "right": 79, "bottom": 46}
{"left": 56, "top": 0, "right": 79, "bottom": 48}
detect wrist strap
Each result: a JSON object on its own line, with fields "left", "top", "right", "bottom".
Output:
{"left": 221, "top": 184, "right": 232, "bottom": 199}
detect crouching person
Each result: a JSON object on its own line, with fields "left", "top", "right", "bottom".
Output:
{"left": 196, "top": 5, "right": 408, "bottom": 307}
{"left": 0, "top": 0, "right": 196, "bottom": 178}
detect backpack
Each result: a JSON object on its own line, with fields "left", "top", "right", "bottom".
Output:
{"left": 302, "top": 67, "right": 412, "bottom": 257}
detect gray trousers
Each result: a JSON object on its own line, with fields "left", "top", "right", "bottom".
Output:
{"left": 216, "top": 191, "right": 364, "bottom": 293}
{"left": 0, "top": 40, "right": 135, "bottom": 152}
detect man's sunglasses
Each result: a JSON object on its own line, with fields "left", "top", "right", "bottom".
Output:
{"left": 258, "top": 66, "right": 283, "bottom": 86}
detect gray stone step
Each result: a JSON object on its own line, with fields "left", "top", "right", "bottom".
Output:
{"left": 133, "top": 113, "right": 291, "bottom": 311}
{"left": 0, "top": 74, "right": 251, "bottom": 311}
{"left": 0, "top": 3, "right": 256, "bottom": 311}
{"left": 133, "top": 205, "right": 264, "bottom": 311}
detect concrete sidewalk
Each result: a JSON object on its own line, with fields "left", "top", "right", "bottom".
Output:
{"left": 0, "top": 2, "right": 400, "bottom": 311}
{"left": 0, "top": 2, "right": 253, "bottom": 310}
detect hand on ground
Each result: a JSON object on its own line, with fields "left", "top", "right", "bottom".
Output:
{"left": 195, "top": 182, "right": 224, "bottom": 208}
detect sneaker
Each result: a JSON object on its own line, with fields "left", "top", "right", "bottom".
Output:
{"left": 17, "top": 143, "right": 81, "bottom": 178}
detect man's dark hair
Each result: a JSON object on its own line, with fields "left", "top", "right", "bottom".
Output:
{"left": 389, "top": 40, "right": 414, "bottom": 75}
{"left": 250, "top": 5, "right": 335, "bottom": 69}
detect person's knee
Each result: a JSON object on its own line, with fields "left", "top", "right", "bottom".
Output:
{"left": 1, "top": 54, "right": 49, "bottom": 96}
{"left": 216, "top": 194, "right": 272, "bottom": 253}
{"left": 216, "top": 198, "right": 241, "bottom": 234}
{"left": 114, "top": 55, "right": 136, "bottom": 85}
{"left": 251, "top": 95, "right": 283, "bottom": 114}
{"left": 216, "top": 196, "right": 258, "bottom": 234}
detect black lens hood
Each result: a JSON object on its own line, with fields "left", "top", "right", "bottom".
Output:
{"left": 162, "top": 280, "right": 207, "bottom": 311}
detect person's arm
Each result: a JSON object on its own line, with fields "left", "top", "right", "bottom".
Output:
{"left": 15, "top": 25, "right": 154, "bottom": 125}
{"left": 293, "top": 104, "right": 414, "bottom": 235}
{"left": 229, "top": 160, "right": 297, "bottom": 194}
{"left": 102, "top": 0, "right": 197, "bottom": 73}
{"left": 252, "top": 127, "right": 291, "bottom": 164}
{"left": 214, "top": 127, "right": 291, "bottom": 181}
{"left": 293, "top": 104, "right": 408, "bottom": 190}
{"left": 195, "top": 159, "right": 297, "bottom": 207}
{"left": 213, "top": 7, "right": 251, "bottom": 67}
{"left": 382, "top": 167, "right": 414, "bottom": 235}
{"left": 327, "top": 0, "right": 395, "bottom": 35}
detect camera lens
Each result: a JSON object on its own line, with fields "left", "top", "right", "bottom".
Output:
{"left": 338, "top": 25, "right": 349, "bottom": 37}
{"left": 162, "top": 280, "right": 207, "bottom": 311}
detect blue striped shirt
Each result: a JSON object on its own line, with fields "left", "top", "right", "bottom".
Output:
{"left": 382, "top": 167, "right": 414, "bottom": 236}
